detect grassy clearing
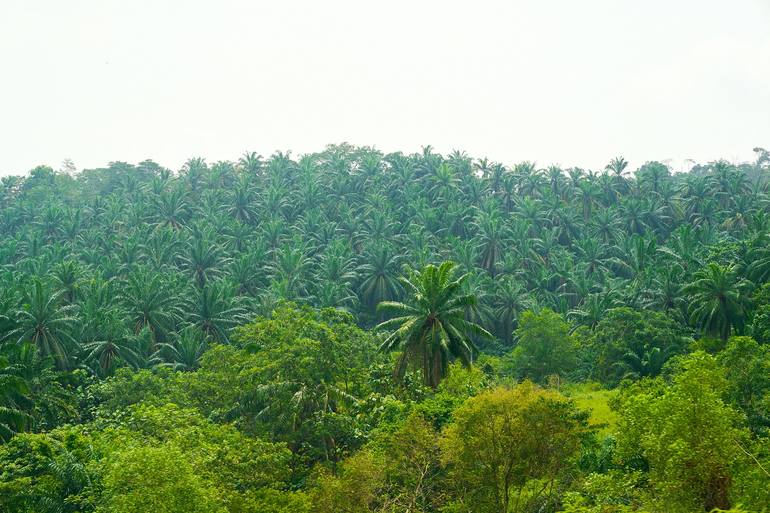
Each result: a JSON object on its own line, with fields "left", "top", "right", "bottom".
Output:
{"left": 563, "top": 382, "right": 619, "bottom": 435}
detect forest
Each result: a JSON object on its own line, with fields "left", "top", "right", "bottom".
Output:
{"left": 0, "top": 144, "right": 769, "bottom": 512}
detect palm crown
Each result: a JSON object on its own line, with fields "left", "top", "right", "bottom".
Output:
{"left": 376, "top": 261, "right": 493, "bottom": 388}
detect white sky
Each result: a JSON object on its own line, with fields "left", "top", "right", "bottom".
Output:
{"left": 1, "top": 0, "right": 769, "bottom": 176}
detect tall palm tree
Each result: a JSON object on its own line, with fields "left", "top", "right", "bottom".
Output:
{"left": 657, "top": 224, "right": 702, "bottom": 274}
{"left": 227, "top": 185, "right": 258, "bottom": 224}
{"left": 154, "top": 187, "right": 189, "bottom": 229}
{"left": 182, "top": 157, "right": 207, "bottom": 193}
{"left": 682, "top": 263, "right": 753, "bottom": 340}
{"left": 267, "top": 243, "right": 312, "bottom": 299}
{"left": 51, "top": 260, "right": 85, "bottom": 304}
{"left": 428, "top": 162, "right": 462, "bottom": 202}
{"left": 636, "top": 161, "right": 670, "bottom": 194}
{"left": 568, "top": 289, "right": 621, "bottom": 330}
{"left": 376, "top": 261, "right": 493, "bottom": 388}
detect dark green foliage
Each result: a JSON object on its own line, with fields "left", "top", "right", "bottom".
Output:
{"left": 718, "top": 336, "right": 770, "bottom": 435}
{"left": 583, "top": 308, "right": 691, "bottom": 385}
{"left": 508, "top": 308, "right": 576, "bottom": 383}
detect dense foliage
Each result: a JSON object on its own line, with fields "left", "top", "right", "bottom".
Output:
{"left": 1, "top": 145, "right": 770, "bottom": 512}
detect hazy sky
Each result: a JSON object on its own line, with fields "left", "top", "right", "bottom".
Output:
{"left": 1, "top": 0, "right": 769, "bottom": 176}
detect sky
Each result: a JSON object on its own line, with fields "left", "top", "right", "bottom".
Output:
{"left": 0, "top": 0, "right": 769, "bottom": 176}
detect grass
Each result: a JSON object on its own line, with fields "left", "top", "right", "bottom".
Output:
{"left": 563, "top": 382, "right": 619, "bottom": 435}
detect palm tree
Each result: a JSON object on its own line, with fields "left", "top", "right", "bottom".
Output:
{"left": 0, "top": 342, "right": 74, "bottom": 440}
{"left": 185, "top": 282, "right": 247, "bottom": 343}
{"left": 642, "top": 267, "right": 687, "bottom": 323}
{"left": 228, "top": 252, "right": 263, "bottom": 296}
{"left": 428, "top": 162, "right": 461, "bottom": 202}
{"left": 182, "top": 157, "right": 207, "bottom": 193}
{"left": 267, "top": 243, "right": 312, "bottom": 300}
{"left": 119, "top": 267, "right": 182, "bottom": 342}
{"left": 636, "top": 161, "right": 670, "bottom": 194}
{"left": 357, "top": 243, "right": 403, "bottom": 313}
{"left": 154, "top": 187, "right": 189, "bottom": 229}
{"left": 12, "top": 280, "right": 78, "bottom": 368}
{"left": 81, "top": 313, "right": 138, "bottom": 376}
{"left": 0, "top": 349, "right": 32, "bottom": 441}
{"left": 181, "top": 230, "right": 227, "bottom": 288}
{"left": 310, "top": 282, "right": 358, "bottom": 311}
{"left": 589, "top": 208, "right": 623, "bottom": 244}
{"left": 746, "top": 235, "right": 768, "bottom": 272}
{"left": 156, "top": 326, "right": 208, "bottom": 371}
{"left": 473, "top": 212, "right": 508, "bottom": 275}
{"left": 568, "top": 290, "right": 621, "bottom": 330}
{"left": 238, "top": 151, "right": 263, "bottom": 175}
{"left": 51, "top": 260, "right": 85, "bottom": 303}
{"left": 491, "top": 277, "right": 531, "bottom": 345}
{"left": 657, "top": 224, "right": 702, "bottom": 273}
{"left": 682, "top": 263, "right": 753, "bottom": 340}
{"left": 514, "top": 161, "right": 542, "bottom": 196}
{"left": 606, "top": 156, "right": 629, "bottom": 193}
{"left": 576, "top": 179, "right": 600, "bottom": 221}
{"left": 227, "top": 184, "right": 258, "bottom": 224}
{"left": 141, "top": 226, "right": 183, "bottom": 270}
{"left": 376, "top": 261, "right": 493, "bottom": 388}
{"left": 614, "top": 341, "right": 672, "bottom": 380}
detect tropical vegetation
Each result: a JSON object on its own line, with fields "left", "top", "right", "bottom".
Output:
{"left": 1, "top": 145, "right": 770, "bottom": 512}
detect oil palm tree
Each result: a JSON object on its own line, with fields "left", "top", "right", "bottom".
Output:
{"left": 0, "top": 348, "right": 32, "bottom": 441}
{"left": 185, "top": 282, "right": 247, "bottom": 343}
{"left": 358, "top": 243, "right": 403, "bottom": 313}
{"left": 606, "top": 156, "right": 629, "bottom": 193}
{"left": 81, "top": 313, "right": 138, "bottom": 376}
{"left": 682, "top": 263, "right": 753, "bottom": 340}
{"left": 119, "top": 267, "right": 182, "bottom": 343}
{"left": 154, "top": 187, "right": 189, "bottom": 229}
{"left": 473, "top": 212, "right": 508, "bottom": 275}
{"left": 181, "top": 230, "right": 227, "bottom": 288}
{"left": 238, "top": 151, "right": 263, "bottom": 175}
{"left": 491, "top": 277, "right": 531, "bottom": 345}
{"left": 51, "top": 260, "right": 85, "bottom": 304}
{"left": 376, "top": 261, "right": 493, "bottom": 388}
{"left": 156, "top": 326, "right": 208, "bottom": 371}
{"left": 12, "top": 280, "right": 78, "bottom": 368}
{"left": 614, "top": 342, "right": 671, "bottom": 380}
{"left": 0, "top": 342, "right": 74, "bottom": 439}
{"left": 227, "top": 185, "right": 258, "bottom": 224}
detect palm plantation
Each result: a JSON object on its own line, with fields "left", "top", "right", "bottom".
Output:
{"left": 0, "top": 146, "right": 769, "bottom": 511}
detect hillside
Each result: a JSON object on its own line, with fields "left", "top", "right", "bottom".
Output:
{"left": 1, "top": 145, "right": 769, "bottom": 512}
